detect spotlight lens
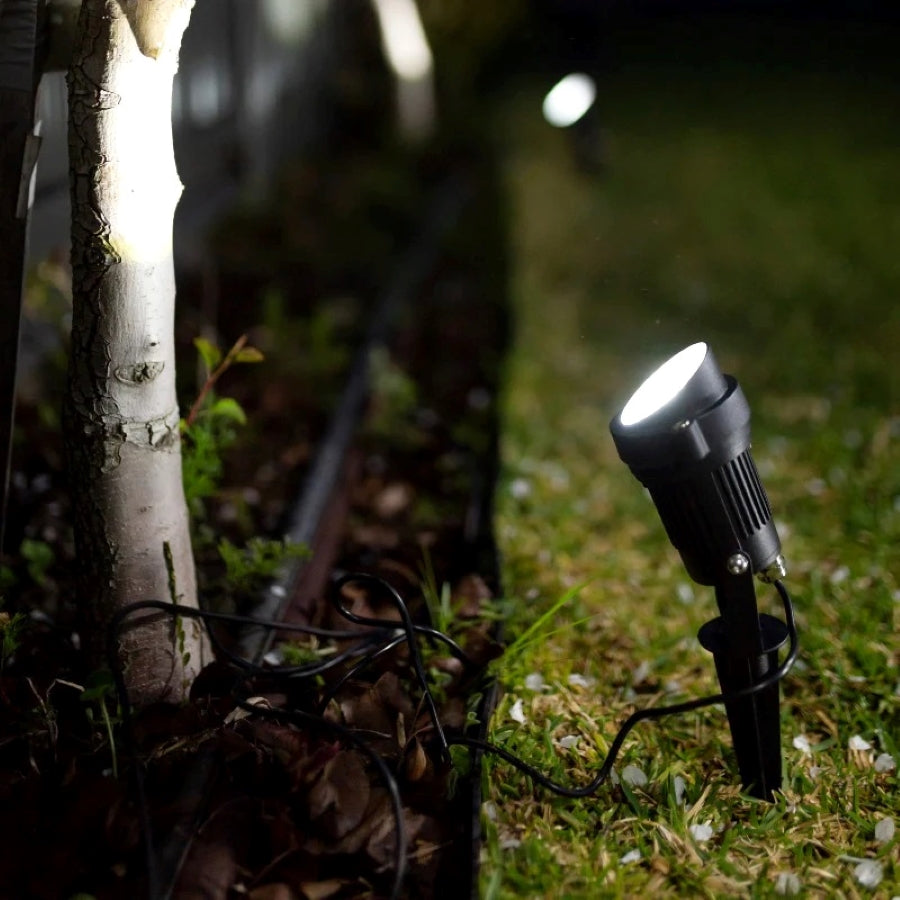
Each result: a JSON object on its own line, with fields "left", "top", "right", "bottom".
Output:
{"left": 542, "top": 73, "right": 597, "bottom": 128}
{"left": 619, "top": 342, "right": 708, "bottom": 427}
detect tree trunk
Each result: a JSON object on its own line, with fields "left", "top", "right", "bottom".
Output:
{"left": 65, "top": 0, "right": 208, "bottom": 704}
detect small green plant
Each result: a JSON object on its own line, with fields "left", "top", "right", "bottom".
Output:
{"left": 498, "top": 581, "right": 592, "bottom": 666}
{"left": 217, "top": 536, "right": 310, "bottom": 597}
{"left": 419, "top": 548, "right": 454, "bottom": 635}
{"left": 20, "top": 538, "right": 55, "bottom": 587}
{"left": 0, "top": 605, "right": 27, "bottom": 673}
{"left": 181, "top": 334, "right": 264, "bottom": 516}
{"left": 181, "top": 333, "right": 311, "bottom": 609}
{"left": 79, "top": 669, "right": 121, "bottom": 779}
{"left": 260, "top": 288, "right": 351, "bottom": 381}
{"left": 366, "top": 347, "right": 422, "bottom": 447}
{"left": 280, "top": 639, "right": 337, "bottom": 667}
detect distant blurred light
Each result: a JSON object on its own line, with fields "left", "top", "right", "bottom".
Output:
{"left": 186, "top": 63, "right": 224, "bottom": 127}
{"left": 542, "top": 73, "right": 596, "bottom": 128}
{"left": 262, "top": 0, "right": 320, "bottom": 45}
{"left": 371, "top": 0, "right": 435, "bottom": 141}
{"left": 371, "top": 0, "right": 433, "bottom": 81}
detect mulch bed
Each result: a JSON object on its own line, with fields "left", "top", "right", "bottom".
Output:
{"left": 0, "top": 133, "right": 509, "bottom": 898}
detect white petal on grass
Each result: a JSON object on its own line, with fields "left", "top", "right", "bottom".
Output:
{"left": 558, "top": 735, "right": 580, "bottom": 750}
{"left": 509, "top": 698, "right": 526, "bottom": 724}
{"left": 673, "top": 775, "right": 687, "bottom": 805}
{"left": 805, "top": 478, "right": 827, "bottom": 496}
{"left": 676, "top": 583, "right": 694, "bottom": 604}
{"left": 853, "top": 860, "right": 883, "bottom": 889}
{"left": 874, "top": 817, "right": 895, "bottom": 844}
{"left": 792, "top": 734, "right": 812, "bottom": 754}
{"left": 619, "top": 849, "right": 641, "bottom": 864}
{"left": 808, "top": 765, "right": 823, "bottom": 780}
{"left": 689, "top": 822, "right": 714, "bottom": 842}
{"left": 632, "top": 661, "right": 651, "bottom": 685}
{"left": 524, "top": 672, "right": 545, "bottom": 692}
{"left": 874, "top": 752, "right": 896, "bottom": 773}
{"left": 621, "top": 765, "right": 648, "bottom": 787}
{"left": 482, "top": 801, "right": 497, "bottom": 821}
{"left": 509, "top": 478, "right": 531, "bottom": 499}
{"left": 500, "top": 837, "right": 521, "bottom": 850}
{"left": 775, "top": 872, "right": 802, "bottom": 896}
{"left": 830, "top": 564, "right": 850, "bottom": 585}
{"left": 849, "top": 735, "right": 872, "bottom": 751}
{"left": 568, "top": 673, "right": 596, "bottom": 689}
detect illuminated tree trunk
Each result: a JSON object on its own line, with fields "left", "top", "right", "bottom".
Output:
{"left": 65, "top": 0, "right": 208, "bottom": 703}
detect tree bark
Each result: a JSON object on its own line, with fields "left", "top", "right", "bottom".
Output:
{"left": 65, "top": 0, "right": 208, "bottom": 704}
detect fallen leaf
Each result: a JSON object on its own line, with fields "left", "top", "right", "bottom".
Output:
{"left": 249, "top": 883, "right": 298, "bottom": 900}
{"left": 404, "top": 738, "right": 429, "bottom": 782}
{"left": 224, "top": 695, "right": 273, "bottom": 725}
{"left": 306, "top": 751, "right": 371, "bottom": 838}
{"left": 299, "top": 880, "right": 347, "bottom": 900}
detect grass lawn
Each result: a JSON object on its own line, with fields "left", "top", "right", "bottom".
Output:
{"left": 482, "top": 15, "right": 898, "bottom": 898}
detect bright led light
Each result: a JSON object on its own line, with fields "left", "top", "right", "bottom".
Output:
{"left": 542, "top": 73, "right": 596, "bottom": 128}
{"left": 619, "top": 342, "right": 708, "bottom": 427}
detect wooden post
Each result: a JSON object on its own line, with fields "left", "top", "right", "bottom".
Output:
{"left": 0, "top": 0, "right": 41, "bottom": 553}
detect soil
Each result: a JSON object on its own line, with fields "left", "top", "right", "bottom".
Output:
{"left": 0, "top": 126, "right": 510, "bottom": 898}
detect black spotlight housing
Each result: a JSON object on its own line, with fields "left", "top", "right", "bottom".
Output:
{"left": 610, "top": 342, "right": 790, "bottom": 800}
{"left": 610, "top": 343, "right": 783, "bottom": 586}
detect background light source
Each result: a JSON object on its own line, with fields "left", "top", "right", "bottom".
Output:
{"left": 610, "top": 342, "right": 791, "bottom": 799}
{"left": 542, "top": 73, "right": 597, "bottom": 128}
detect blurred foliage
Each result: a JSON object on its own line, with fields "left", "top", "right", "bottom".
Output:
{"left": 419, "top": 0, "right": 527, "bottom": 90}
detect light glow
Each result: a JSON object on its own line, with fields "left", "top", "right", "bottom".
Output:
{"left": 542, "top": 73, "right": 596, "bottom": 128}
{"left": 619, "top": 342, "right": 708, "bottom": 427}
{"left": 262, "top": 0, "right": 321, "bottom": 45}
{"left": 371, "top": 0, "right": 434, "bottom": 81}
{"left": 108, "top": 48, "right": 182, "bottom": 264}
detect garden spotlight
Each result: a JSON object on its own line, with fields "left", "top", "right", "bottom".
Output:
{"left": 610, "top": 342, "right": 790, "bottom": 800}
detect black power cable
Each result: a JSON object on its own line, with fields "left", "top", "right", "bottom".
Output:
{"left": 106, "top": 576, "right": 797, "bottom": 900}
